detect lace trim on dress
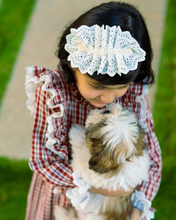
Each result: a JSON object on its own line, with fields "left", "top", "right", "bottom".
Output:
{"left": 131, "top": 190, "right": 155, "bottom": 220}
{"left": 120, "top": 84, "right": 148, "bottom": 130}
{"left": 25, "top": 66, "right": 65, "bottom": 157}
{"left": 66, "top": 172, "right": 91, "bottom": 210}
{"left": 136, "top": 85, "right": 148, "bottom": 130}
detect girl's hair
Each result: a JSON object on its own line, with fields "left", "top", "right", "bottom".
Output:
{"left": 56, "top": 1, "right": 154, "bottom": 86}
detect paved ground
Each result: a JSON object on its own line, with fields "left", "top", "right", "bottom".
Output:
{"left": 0, "top": 0, "right": 166, "bottom": 159}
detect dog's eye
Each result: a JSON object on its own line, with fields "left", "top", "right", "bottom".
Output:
{"left": 101, "top": 110, "right": 110, "bottom": 114}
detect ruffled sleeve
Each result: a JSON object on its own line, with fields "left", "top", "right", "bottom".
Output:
{"left": 25, "top": 66, "right": 75, "bottom": 188}
{"left": 119, "top": 83, "right": 162, "bottom": 219}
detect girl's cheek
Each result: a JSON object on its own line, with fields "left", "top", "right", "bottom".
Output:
{"left": 116, "top": 88, "right": 128, "bottom": 97}
{"left": 84, "top": 90, "right": 99, "bottom": 98}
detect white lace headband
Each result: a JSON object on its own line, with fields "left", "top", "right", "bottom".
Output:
{"left": 65, "top": 25, "right": 146, "bottom": 77}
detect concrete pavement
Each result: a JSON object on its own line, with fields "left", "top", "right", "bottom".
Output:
{"left": 0, "top": 0, "right": 166, "bottom": 159}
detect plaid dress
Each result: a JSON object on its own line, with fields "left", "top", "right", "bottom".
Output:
{"left": 25, "top": 66, "right": 162, "bottom": 220}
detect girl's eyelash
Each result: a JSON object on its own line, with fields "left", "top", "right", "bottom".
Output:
{"left": 93, "top": 85, "right": 104, "bottom": 90}
{"left": 119, "top": 86, "right": 128, "bottom": 89}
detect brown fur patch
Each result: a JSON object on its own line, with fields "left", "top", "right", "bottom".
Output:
{"left": 86, "top": 120, "right": 120, "bottom": 175}
{"left": 132, "top": 125, "right": 147, "bottom": 157}
{"left": 85, "top": 115, "right": 146, "bottom": 178}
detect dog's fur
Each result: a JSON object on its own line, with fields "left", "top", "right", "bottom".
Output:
{"left": 55, "top": 103, "right": 150, "bottom": 220}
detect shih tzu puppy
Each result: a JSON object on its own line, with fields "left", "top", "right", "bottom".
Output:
{"left": 55, "top": 103, "right": 150, "bottom": 220}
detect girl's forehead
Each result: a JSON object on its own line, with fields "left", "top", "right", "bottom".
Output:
{"left": 74, "top": 68, "right": 131, "bottom": 88}
{"left": 85, "top": 74, "right": 131, "bottom": 88}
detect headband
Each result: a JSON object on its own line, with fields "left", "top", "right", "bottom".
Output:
{"left": 65, "top": 25, "right": 146, "bottom": 77}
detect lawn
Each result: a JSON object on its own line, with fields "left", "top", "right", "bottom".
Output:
{"left": 0, "top": 0, "right": 176, "bottom": 219}
{"left": 0, "top": 0, "right": 36, "bottom": 219}
{"left": 152, "top": 0, "right": 176, "bottom": 219}
{"left": 0, "top": 157, "right": 32, "bottom": 220}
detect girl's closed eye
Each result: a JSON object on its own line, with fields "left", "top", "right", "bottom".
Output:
{"left": 88, "top": 82, "right": 105, "bottom": 90}
{"left": 93, "top": 85, "right": 105, "bottom": 90}
{"left": 91, "top": 83, "right": 130, "bottom": 91}
{"left": 118, "top": 85, "right": 130, "bottom": 89}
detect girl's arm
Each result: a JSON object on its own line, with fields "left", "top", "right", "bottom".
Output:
{"left": 128, "top": 90, "right": 162, "bottom": 220}
{"left": 29, "top": 84, "right": 75, "bottom": 188}
{"left": 130, "top": 208, "right": 142, "bottom": 220}
{"left": 128, "top": 97, "right": 162, "bottom": 220}
{"left": 25, "top": 65, "right": 76, "bottom": 188}
{"left": 89, "top": 186, "right": 134, "bottom": 197}
{"left": 120, "top": 83, "right": 162, "bottom": 203}
{"left": 138, "top": 96, "right": 162, "bottom": 201}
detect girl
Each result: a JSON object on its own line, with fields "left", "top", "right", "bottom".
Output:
{"left": 25, "top": 1, "right": 162, "bottom": 220}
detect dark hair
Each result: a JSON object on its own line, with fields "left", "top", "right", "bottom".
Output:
{"left": 56, "top": 1, "right": 154, "bottom": 86}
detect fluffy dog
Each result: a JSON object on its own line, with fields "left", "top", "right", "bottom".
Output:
{"left": 55, "top": 103, "right": 150, "bottom": 220}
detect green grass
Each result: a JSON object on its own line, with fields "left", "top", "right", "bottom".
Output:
{"left": 0, "top": 0, "right": 36, "bottom": 106}
{"left": 152, "top": 0, "right": 176, "bottom": 219}
{"left": 0, "top": 157, "right": 32, "bottom": 220}
{"left": 0, "top": 1, "right": 36, "bottom": 218}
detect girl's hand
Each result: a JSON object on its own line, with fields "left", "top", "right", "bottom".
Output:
{"left": 130, "top": 207, "right": 142, "bottom": 220}
{"left": 89, "top": 186, "right": 134, "bottom": 197}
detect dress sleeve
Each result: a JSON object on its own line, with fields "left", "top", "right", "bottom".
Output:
{"left": 120, "top": 83, "right": 162, "bottom": 219}
{"left": 137, "top": 97, "right": 162, "bottom": 202}
{"left": 120, "top": 83, "right": 162, "bottom": 201}
{"left": 25, "top": 66, "right": 75, "bottom": 188}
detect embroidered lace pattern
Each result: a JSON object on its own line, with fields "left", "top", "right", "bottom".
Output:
{"left": 65, "top": 25, "right": 146, "bottom": 76}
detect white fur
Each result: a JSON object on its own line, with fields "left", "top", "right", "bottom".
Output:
{"left": 69, "top": 123, "right": 150, "bottom": 216}
{"left": 54, "top": 206, "right": 77, "bottom": 220}
{"left": 59, "top": 104, "right": 150, "bottom": 219}
{"left": 69, "top": 124, "right": 149, "bottom": 192}
{"left": 85, "top": 104, "right": 140, "bottom": 164}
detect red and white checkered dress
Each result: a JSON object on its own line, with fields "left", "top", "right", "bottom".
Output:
{"left": 25, "top": 66, "right": 162, "bottom": 220}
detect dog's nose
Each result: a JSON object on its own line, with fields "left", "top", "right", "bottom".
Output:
{"left": 101, "top": 110, "right": 111, "bottom": 114}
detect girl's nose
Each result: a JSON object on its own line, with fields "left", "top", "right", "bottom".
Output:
{"left": 100, "top": 90, "right": 115, "bottom": 103}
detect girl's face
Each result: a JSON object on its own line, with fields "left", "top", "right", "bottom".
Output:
{"left": 72, "top": 68, "right": 130, "bottom": 108}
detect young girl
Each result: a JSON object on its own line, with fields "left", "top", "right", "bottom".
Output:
{"left": 25, "top": 1, "right": 162, "bottom": 220}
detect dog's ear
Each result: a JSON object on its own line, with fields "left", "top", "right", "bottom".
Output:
{"left": 88, "top": 141, "right": 120, "bottom": 174}
{"left": 86, "top": 122, "right": 120, "bottom": 174}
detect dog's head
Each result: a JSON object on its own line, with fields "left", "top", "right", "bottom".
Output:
{"left": 85, "top": 103, "right": 146, "bottom": 175}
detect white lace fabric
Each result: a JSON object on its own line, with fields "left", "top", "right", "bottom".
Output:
{"left": 66, "top": 172, "right": 91, "bottom": 210}
{"left": 131, "top": 190, "right": 155, "bottom": 220}
{"left": 65, "top": 25, "right": 146, "bottom": 76}
{"left": 25, "top": 66, "right": 66, "bottom": 157}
